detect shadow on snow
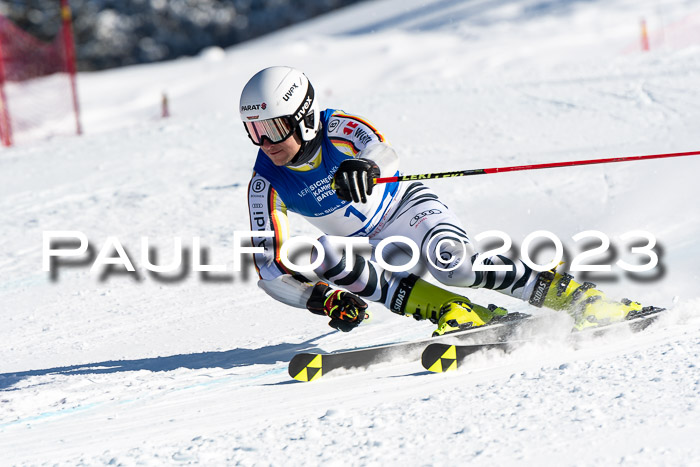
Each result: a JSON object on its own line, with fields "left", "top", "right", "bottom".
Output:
{"left": 0, "top": 332, "right": 335, "bottom": 391}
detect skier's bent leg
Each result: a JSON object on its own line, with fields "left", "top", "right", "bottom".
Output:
{"left": 372, "top": 186, "right": 539, "bottom": 301}
{"left": 392, "top": 199, "right": 639, "bottom": 328}
{"left": 312, "top": 235, "right": 506, "bottom": 335}
{"left": 366, "top": 182, "right": 655, "bottom": 330}
{"left": 418, "top": 220, "right": 536, "bottom": 300}
{"left": 428, "top": 237, "right": 655, "bottom": 329}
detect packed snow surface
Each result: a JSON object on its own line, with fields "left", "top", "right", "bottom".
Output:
{"left": 2, "top": 0, "right": 700, "bottom": 464}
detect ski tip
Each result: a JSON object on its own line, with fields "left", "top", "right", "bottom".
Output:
{"left": 288, "top": 353, "right": 324, "bottom": 382}
{"left": 421, "top": 344, "right": 458, "bottom": 373}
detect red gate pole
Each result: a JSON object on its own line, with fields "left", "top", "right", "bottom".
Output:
{"left": 60, "top": 0, "right": 82, "bottom": 135}
{"left": 640, "top": 18, "right": 650, "bottom": 52}
{"left": 0, "top": 25, "right": 13, "bottom": 147}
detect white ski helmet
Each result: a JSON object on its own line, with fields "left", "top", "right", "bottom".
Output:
{"left": 239, "top": 66, "right": 320, "bottom": 145}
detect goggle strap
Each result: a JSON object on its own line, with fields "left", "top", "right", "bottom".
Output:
{"left": 291, "top": 82, "right": 315, "bottom": 125}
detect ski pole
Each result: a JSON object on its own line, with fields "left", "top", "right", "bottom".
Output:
{"left": 373, "top": 150, "right": 700, "bottom": 184}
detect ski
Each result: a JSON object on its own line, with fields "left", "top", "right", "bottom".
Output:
{"left": 421, "top": 306, "right": 668, "bottom": 373}
{"left": 421, "top": 341, "right": 513, "bottom": 373}
{"left": 288, "top": 312, "right": 541, "bottom": 381}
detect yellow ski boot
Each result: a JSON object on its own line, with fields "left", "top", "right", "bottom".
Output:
{"left": 530, "top": 271, "right": 647, "bottom": 330}
{"left": 433, "top": 300, "right": 502, "bottom": 336}
{"left": 388, "top": 274, "right": 508, "bottom": 336}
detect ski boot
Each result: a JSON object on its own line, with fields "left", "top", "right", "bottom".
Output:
{"left": 434, "top": 300, "right": 509, "bottom": 336}
{"left": 529, "top": 270, "right": 649, "bottom": 330}
{"left": 388, "top": 274, "right": 508, "bottom": 336}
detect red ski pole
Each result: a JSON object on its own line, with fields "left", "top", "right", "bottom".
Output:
{"left": 374, "top": 150, "right": 700, "bottom": 184}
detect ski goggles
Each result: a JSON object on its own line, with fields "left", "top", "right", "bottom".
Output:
{"left": 243, "top": 116, "right": 295, "bottom": 146}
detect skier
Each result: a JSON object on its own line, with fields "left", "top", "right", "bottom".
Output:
{"left": 241, "top": 66, "right": 649, "bottom": 336}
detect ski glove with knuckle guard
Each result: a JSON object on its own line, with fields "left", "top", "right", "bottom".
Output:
{"left": 332, "top": 158, "right": 380, "bottom": 203}
{"left": 306, "top": 281, "right": 368, "bottom": 332}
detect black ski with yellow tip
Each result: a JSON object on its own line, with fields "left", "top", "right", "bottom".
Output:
{"left": 289, "top": 345, "right": 420, "bottom": 382}
{"left": 288, "top": 312, "right": 538, "bottom": 382}
{"left": 420, "top": 342, "right": 512, "bottom": 373}
{"left": 421, "top": 306, "right": 668, "bottom": 373}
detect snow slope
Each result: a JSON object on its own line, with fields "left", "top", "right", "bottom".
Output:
{"left": 2, "top": 0, "right": 700, "bottom": 464}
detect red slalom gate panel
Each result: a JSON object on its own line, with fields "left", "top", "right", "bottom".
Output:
{"left": 0, "top": 1, "right": 81, "bottom": 147}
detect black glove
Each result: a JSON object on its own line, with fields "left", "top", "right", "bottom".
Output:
{"left": 306, "top": 282, "right": 368, "bottom": 332}
{"left": 332, "top": 158, "right": 380, "bottom": 203}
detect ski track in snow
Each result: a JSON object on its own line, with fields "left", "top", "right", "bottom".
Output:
{"left": 2, "top": 0, "right": 700, "bottom": 464}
